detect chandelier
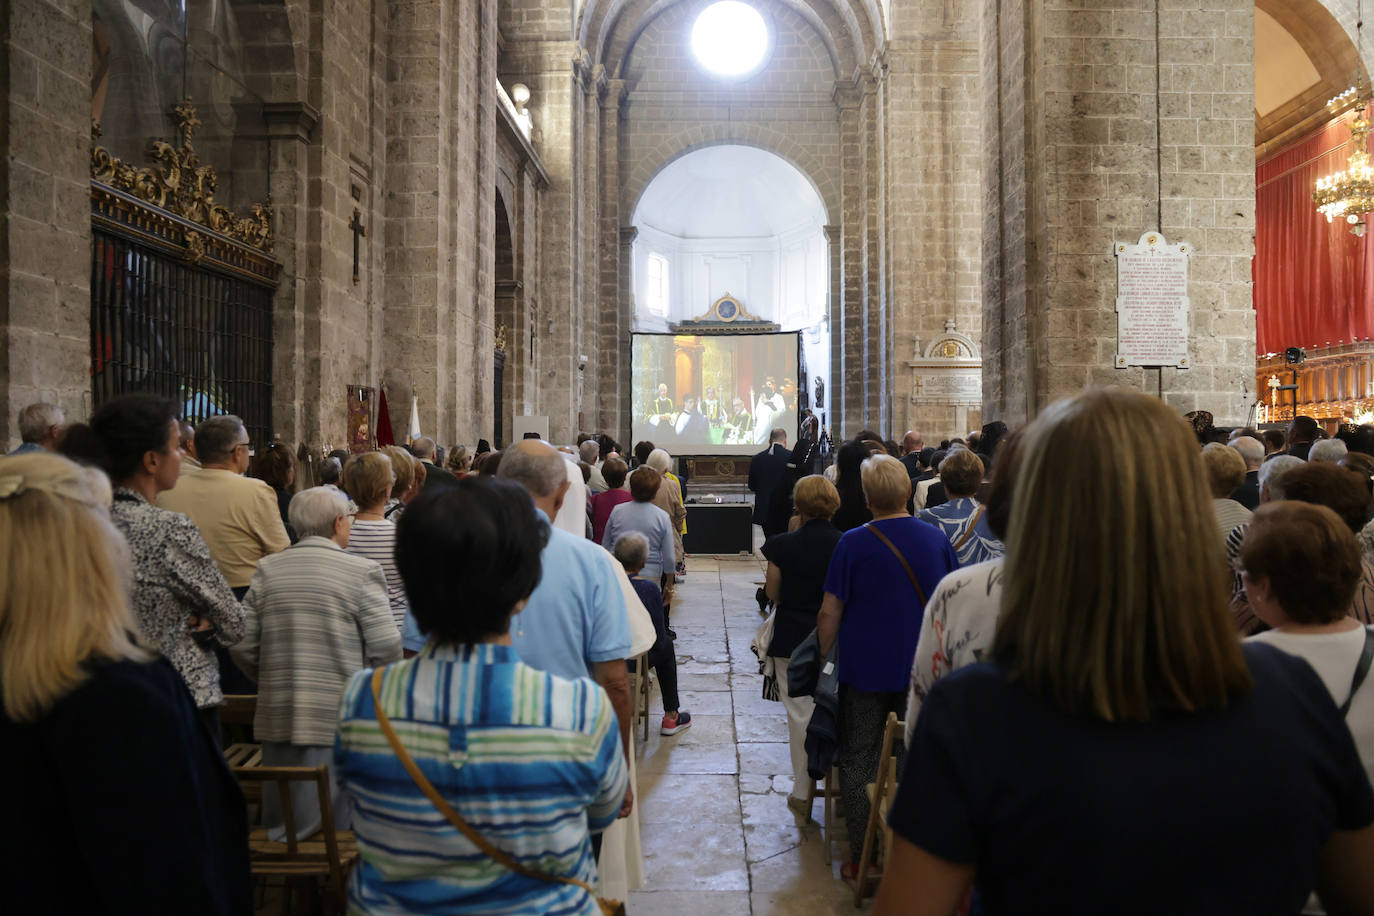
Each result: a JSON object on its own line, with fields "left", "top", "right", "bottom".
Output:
{"left": 1314, "top": 1, "right": 1373, "bottom": 236}
{"left": 1314, "top": 92, "right": 1374, "bottom": 236}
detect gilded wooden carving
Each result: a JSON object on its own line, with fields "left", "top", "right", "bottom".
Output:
{"left": 91, "top": 100, "right": 273, "bottom": 253}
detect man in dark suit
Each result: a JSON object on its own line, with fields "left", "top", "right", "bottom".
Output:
{"left": 412, "top": 436, "right": 456, "bottom": 489}
{"left": 749, "top": 428, "right": 791, "bottom": 541}
{"left": 1229, "top": 434, "right": 1263, "bottom": 510}
{"left": 898, "top": 430, "right": 924, "bottom": 477}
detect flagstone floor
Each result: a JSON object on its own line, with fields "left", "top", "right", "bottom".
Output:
{"left": 629, "top": 555, "right": 864, "bottom": 915}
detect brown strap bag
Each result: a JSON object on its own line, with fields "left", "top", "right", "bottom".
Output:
{"left": 864, "top": 522, "right": 929, "bottom": 606}
{"left": 369, "top": 668, "right": 626, "bottom": 916}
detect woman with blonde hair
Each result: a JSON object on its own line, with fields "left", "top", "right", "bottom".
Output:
{"left": 762, "top": 474, "right": 843, "bottom": 817}
{"left": 445, "top": 444, "right": 472, "bottom": 476}
{"left": 343, "top": 451, "right": 407, "bottom": 632}
{"left": 817, "top": 453, "right": 958, "bottom": 881}
{"left": 875, "top": 388, "right": 1374, "bottom": 916}
{"left": 0, "top": 453, "right": 250, "bottom": 914}
{"left": 381, "top": 444, "right": 414, "bottom": 519}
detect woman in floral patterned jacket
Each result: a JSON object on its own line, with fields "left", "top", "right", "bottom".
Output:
{"left": 63, "top": 394, "right": 245, "bottom": 737}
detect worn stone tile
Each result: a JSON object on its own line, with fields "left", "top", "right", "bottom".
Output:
{"left": 735, "top": 713, "right": 790, "bottom": 743}
{"left": 639, "top": 820, "right": 749, "bottom": 891}
{"left": 673, "top": 690, "right": 736, "bottom": 716}
{"left": 625, "top": 890, "right": 751, "bottom": 916}
{"left": 738, "top": 741, "right": 796, "bottom": 776}
{"left": 638, "top": 773, "right": 740, "bottom": 824}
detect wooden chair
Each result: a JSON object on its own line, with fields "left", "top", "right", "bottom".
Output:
{"left": 628, "top": 651, "right": 652, "bottom": 745}
{"left": 814, "top": 764, "right": 841, "bottom": 865}
{"left": 232, "top": 764, "right": 359, "bottom": 916}
{"left": 853, "top": 712, "right": 904, "bottom": 906}
{"left": 221, "top": 694, "right": 257, "bottom": 746}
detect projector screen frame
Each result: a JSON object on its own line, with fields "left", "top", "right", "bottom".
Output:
{"left": 629, "top": 330, "right": 803, "bottom": 457}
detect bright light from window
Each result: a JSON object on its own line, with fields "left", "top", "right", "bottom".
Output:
{"left": 690, "top": 2, "right": 769, "bottom": 78}
{"left": 646, "top": 253, "right": 670, "bottom": 316}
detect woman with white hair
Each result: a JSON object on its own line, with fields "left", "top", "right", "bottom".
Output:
{"left": 0, "top": 453, "right": 250, "bottom": 913}
{"left": 644, "top": 447, "right": 686, "bottom": 628}
{"left": 817, "top": 454, "right": 959, "bottom": 882}
{"left": 231, "top": 486, "right": 402, "bottom": 840}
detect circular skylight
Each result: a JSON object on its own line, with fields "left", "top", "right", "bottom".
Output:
{"left": 690, "top": 2, "right": 769, "bottom": 78}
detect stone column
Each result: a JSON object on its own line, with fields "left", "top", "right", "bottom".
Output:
{"left": 836, "top": 84, "right": 869, "bottom": 437}
{"left": 824, "top": 223, "right": 843, "bottom": 442}
{"left": 263, "top": 102, "right": 319, "bottom": 447}
{"left": 597, "top": 80, "right": 627, "bottom": 440}
{"left": 1, "top": 0, "right": 93, "bottom": 444}
{"left": 982, "top": 0, "right": 1256, "bottom": 425}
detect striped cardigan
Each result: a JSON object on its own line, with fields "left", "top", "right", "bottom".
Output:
{"left": 335, "top": 643, "right": 628, "bottom": 915}
{"left": 232, "top": 536, "right": 402, "bottom": 746}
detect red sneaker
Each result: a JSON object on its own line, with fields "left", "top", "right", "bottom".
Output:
{"left": 660, "top": 710, "right": 692, "bottom": 736}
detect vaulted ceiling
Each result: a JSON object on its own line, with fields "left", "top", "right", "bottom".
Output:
{"left": 1256, "top": 0, "right": 1366, "bottom": 154}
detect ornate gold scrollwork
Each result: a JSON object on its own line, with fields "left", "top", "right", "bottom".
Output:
{"left": 495, "top": 323, "right": 509, "bottom": 354}
{"left": 91, "top": 100, "right": 274, "bottom": 253}
{"left": 183, "top": 230, "right": 206, "bottom": 264}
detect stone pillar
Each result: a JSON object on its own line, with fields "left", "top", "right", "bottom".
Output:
{"left": 824, "top": 223, "right": 843, "bottom": 442}
{"left": 982, "top": 0, "right": 1256, "bottom": 425}
{"left": 836, "top": 86, "right": 868, "bottom": 437}
{"left": 263, "top": 102, "right": 319, "bottom": 447}
{"left": 1, "top": 0, "right": 93, "bottom": 445}
{"left": 884, "top": 28, "right": 984, "bottom": 440}
{"left": 597, "top": 80, "right": 627, "bottom": 440}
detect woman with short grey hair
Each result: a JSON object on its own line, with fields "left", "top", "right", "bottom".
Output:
{"left": 232, "top": 485, "right": 402, "bottom": 840}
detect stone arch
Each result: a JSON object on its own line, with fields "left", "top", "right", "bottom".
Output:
{"left": 1257, "top": 0, "right": 1368, "bottom": 151}
{"left": 584, "top": 0, "right": 877, "bottom": 81}
{"left": 624, "top": 129, "right": 838, "bottom": 227}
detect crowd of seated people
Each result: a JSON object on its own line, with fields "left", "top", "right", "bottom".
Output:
{"left": 9, "top": 396, "right": 1374, "bottom": 914}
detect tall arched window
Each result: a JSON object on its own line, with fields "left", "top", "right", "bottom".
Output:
{"left": 645, "top": 253, "right": 670, "bottom": 316}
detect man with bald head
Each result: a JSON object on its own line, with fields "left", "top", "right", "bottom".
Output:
{"left": 498, "top": 440, "right": 634, "bottom": 819}
{"left": 899, "top": 430, "right": 924, "bottom": 477}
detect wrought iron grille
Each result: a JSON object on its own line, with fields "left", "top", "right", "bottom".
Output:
{"left": 90, "top": 225, "right": 275, "bottom": 447}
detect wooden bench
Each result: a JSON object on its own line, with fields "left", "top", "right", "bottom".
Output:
{"left": 853, "top": 712, "right": 904, "bottom": 906}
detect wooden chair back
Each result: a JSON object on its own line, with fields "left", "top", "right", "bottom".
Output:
{"left": 854, "top": 712, "right": 905, "bottom": 905}
{"left": 232, "top": 763, "right": 356, "bottom": 910}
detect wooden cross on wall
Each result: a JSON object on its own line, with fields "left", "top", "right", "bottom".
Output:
{"left": 349, "top": 208, "right": 366, "bottom": 285}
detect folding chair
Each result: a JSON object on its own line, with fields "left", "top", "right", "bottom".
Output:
{"left": 627, "top": 651, "right": 652, "bottom": 745}
{"left": 232, "top": 764, "right": 359, "bottom": 916}
{"left": 853, "top": 712, "right": 904, "bottom": 906}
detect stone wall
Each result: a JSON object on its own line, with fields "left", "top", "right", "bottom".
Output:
{"left": 981, "top": 0, "right": 1256, "bottom": 426}
{"left": 1, "top": 0, "right": 93, "bottom": 449}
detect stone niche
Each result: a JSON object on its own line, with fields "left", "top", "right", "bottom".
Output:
{"left": 907, "top": 320, "right": 983, "bottom": 437}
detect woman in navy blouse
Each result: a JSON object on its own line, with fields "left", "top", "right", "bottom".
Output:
{"left": 875, "top": 388, "right": 1374, "bottom": 915}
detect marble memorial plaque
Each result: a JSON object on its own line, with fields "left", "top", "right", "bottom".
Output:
{"left": 1113, "top": 232, "right": 1191, "bottom": 369}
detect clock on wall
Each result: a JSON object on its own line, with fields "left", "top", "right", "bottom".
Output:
{"left": 712, "top": 295, "right": 742, "bottom": 322}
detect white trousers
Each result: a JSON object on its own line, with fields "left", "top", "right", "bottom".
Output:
{"left": 772, "top": 655, "right": 816, "bottom": 800}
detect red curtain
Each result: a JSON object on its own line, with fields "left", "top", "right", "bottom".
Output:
{"left": 1255, "top": 114, "right": 1374, "bottom": 354}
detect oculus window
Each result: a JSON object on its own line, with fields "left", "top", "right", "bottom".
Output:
{"left": 690, "top": 2, "right": 770, "bottom": 78}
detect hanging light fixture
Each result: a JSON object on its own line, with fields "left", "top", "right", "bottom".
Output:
{"left": 1314, "top": 2, "right": 1373, "bottom": 236}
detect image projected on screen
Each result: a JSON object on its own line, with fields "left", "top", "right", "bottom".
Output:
{"left": 631, "top": 333, "right": 800, "bottom": 456}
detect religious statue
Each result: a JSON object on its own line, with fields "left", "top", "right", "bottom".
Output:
{"left": 814, "top": 376, "right": 825, "bottom": 410}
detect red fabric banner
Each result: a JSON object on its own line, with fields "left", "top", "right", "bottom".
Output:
{"left": 376, "top": 389, "right": 395, "bottom": 447}
{"left": 1256, "top": 114, "right": 1374, "bottom": 354}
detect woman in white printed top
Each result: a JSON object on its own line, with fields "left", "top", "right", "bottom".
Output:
{"left": 906, "top": 431, "right": 1020, "bottom": 746}
{"left": 342, "top": 451, "right": 408, "bottom": 631}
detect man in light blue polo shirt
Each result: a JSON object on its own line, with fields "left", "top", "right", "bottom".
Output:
{"left": 499, "top": 440, "right": 633, "bottom": 817}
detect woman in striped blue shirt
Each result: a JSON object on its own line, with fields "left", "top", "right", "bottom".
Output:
{"left": 336, "top": 476, "right": 628, "bottom": 915}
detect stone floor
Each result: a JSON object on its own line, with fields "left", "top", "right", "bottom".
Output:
{"left": 629, "top": 555, "right": 863, "bottom": 915}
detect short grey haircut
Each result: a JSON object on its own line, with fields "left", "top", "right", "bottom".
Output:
{"left": 612, "top": 532, "right": 649, "bottom": 572}
{"left": 1259, "top": 454, "right": 1306, "bottom": 501}
{"left": 579, "top": 440, "right": 599, "bottom": 464}
{"left": 1309, "top": 439, "right": 1349, "bottom": 464}
{"left": 412, "top": 436, "right": 437, "bottom": 460}
{"left": 497, "top": 443, "right": 568, "bottom": 497}
{"left": 317, "top": 456, "right": 342, "bottom": 486}
{"left": 646, "top": 448, "right": 672, "bottom": 473}
{"left": 194, "top": 415, "right": 246, "bottom": 463}
{"left": 1230, "top": 435, "right": 1263, "bottom": 469}
{"left": 288, "top": 486, "right": 350, "bottom": 539}
{"left": 17, "top": 402, "right": 64, "bottom": 443}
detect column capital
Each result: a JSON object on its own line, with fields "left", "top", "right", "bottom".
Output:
{"left": 262, "top": 102, "right": 320, "bottom": 144}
